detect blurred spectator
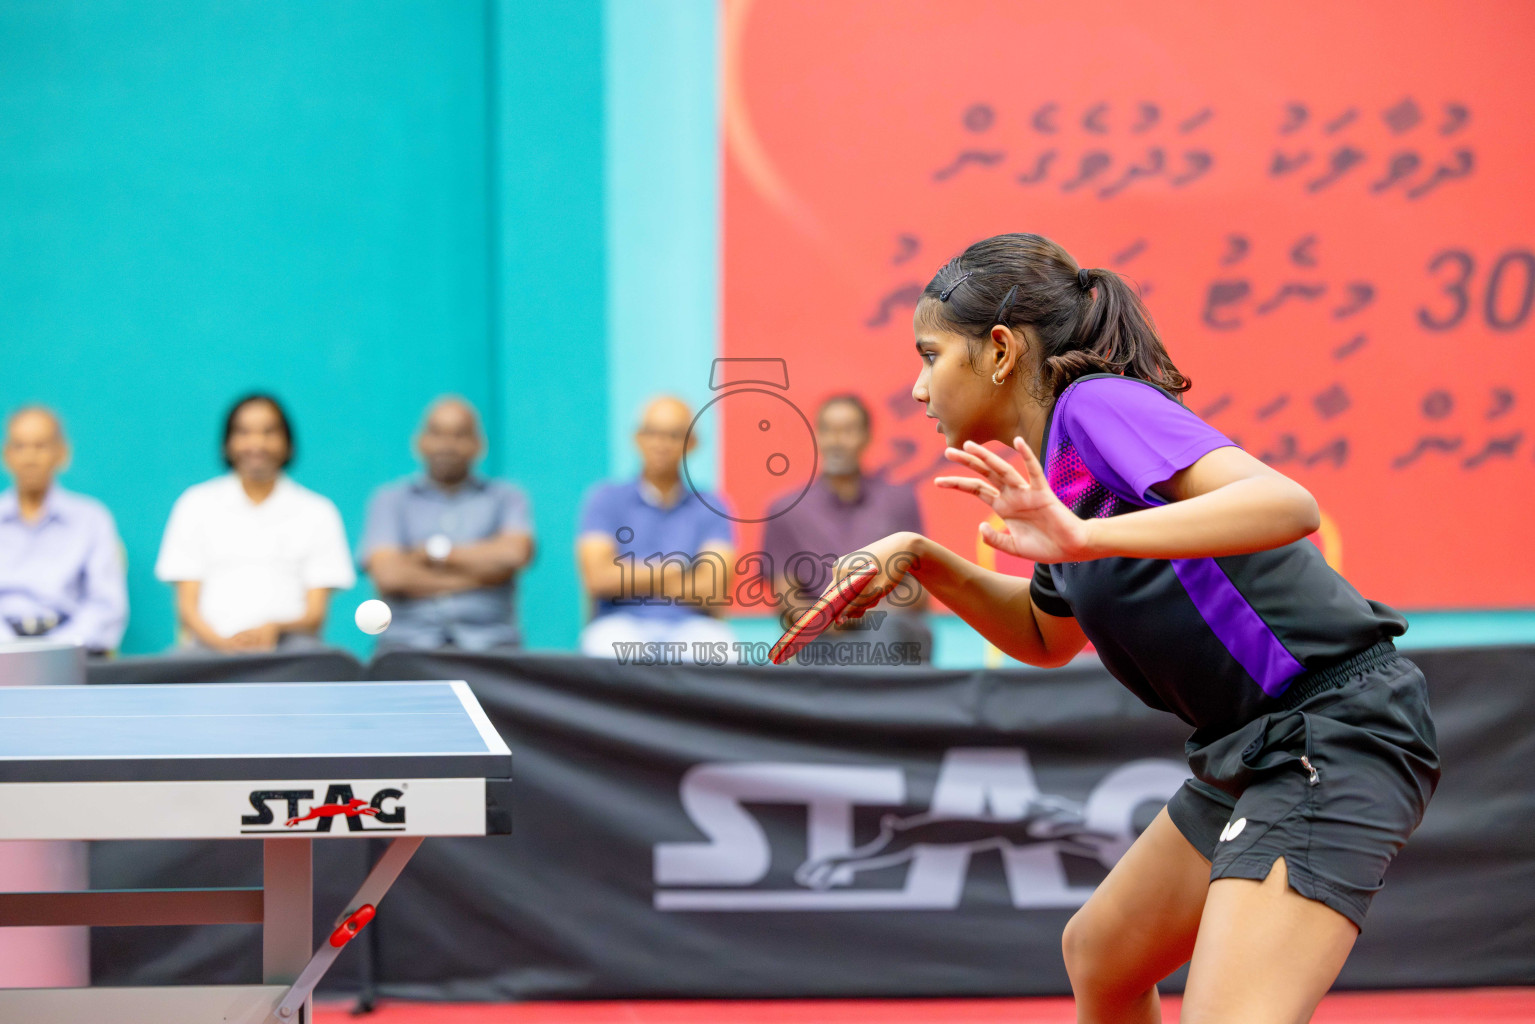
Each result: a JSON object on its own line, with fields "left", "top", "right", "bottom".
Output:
{"left": 359, "top": 397, "right": 535, "bottom": 652}
{"left": 0, "top": 407, "right": 127, "bottom": 655}
{"left": 761, "top": 394, "right": 933, "bottom": 662}
{"left": 577, "top": 396, "right": 735, "bottom": 661}
{"left": 155, "top": 394, "right": 354, "bottom": 653}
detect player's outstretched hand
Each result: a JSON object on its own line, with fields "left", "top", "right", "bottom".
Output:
{"left": 829, "top": 531, "right": 923, "bottom": 624}
{"left": 934, "top": 438, "right": 1091, "bottom": 564}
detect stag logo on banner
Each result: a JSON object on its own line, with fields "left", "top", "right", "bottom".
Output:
{"left": 653, "top": 748, "right": 1188, "bottom": 911}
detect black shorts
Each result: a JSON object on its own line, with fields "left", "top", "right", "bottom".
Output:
{"left": 1165, "top": 641, "right": 1440, "bottom": 930}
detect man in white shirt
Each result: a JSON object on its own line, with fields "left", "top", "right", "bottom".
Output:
{"left": 155, "top": 395, "right": 355, "bottom": 653}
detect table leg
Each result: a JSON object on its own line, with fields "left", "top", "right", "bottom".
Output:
{"left": 266, "top": 836, "right": 423, "bottom": 1023}
{"left": 262, "top": 839, "right": 312, "bottom": 996}
{"left": 0, "top": 839, "right": 89, "bottom": 987}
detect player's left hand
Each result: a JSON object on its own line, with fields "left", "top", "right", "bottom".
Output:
{"left": 934, "top": 437, "right": 1092, "bottom": 564}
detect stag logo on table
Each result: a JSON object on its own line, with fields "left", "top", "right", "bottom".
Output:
{"left": 240, "top": 784, "right": 407, "bottom": 834}
{"left": 653, "top": 748, "right": 1188, "bottom": 910}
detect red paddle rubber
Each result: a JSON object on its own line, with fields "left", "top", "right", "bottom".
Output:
{"left": 770, "top": 564, "right": 881, "bottom": 665}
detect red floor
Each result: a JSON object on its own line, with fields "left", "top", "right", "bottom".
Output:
{"left": 314, "top": 990, "right": 1535, "bottom": 1024}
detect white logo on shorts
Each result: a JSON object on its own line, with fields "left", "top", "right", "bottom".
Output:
{"left": 1218, "top": 817, "right": 1248, "bottom": 842}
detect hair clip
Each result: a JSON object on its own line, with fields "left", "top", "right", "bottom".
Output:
{"left": 939, "top": 271, "right": 973, "bottom": 302}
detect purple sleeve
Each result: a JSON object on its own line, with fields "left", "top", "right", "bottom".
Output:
{"left": 1059, "top": 377, "right": 1238, "bottom": 506}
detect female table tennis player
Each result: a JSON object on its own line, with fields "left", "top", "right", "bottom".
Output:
{"left": 832, "top": 233, "right": 1439, "bottom": 1024}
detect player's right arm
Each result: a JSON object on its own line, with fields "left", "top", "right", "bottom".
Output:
{"left": 842, "top": 532, "right": 1086, "bottom": 668}
{"left": 919, "top": 541, "right": 1085, "bottom": 667}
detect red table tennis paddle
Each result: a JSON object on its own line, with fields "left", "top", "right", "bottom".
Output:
{"left": 769, "top": 564, "right": 881, "bottom": 665}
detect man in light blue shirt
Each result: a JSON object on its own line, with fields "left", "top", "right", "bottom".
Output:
{"left": 0, "top": 407, "right": 127, "bottom": 654}
{"left": 359, "top": 398, "right": 535, "bottom": 652}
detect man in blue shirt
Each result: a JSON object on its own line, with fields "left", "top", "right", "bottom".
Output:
{"left": 0, "top": 407, "right": 127, "bottom": 655}
{"left": 577, "top": 396, "right": 736, "bottom": 661}
{"left": 359, "top": 398, "right": 535, "bottom": 652}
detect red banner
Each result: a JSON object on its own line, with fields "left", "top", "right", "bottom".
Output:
{"left": 720, "top": 0, "right": 1535, "bottom": 609}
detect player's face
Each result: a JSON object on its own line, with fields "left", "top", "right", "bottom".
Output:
{"left": 226, "top": 402, "right": 289, "bottom": 484}
{"left": 912, "top": 315, "right": 997, "bottom": 448}
{"left": 815, "top": 403, "right": 868, "bottom": 477}
{"left": 419, "top": 404, "right": 481, "bottom": 485}
{"left": 2, "top": 411, "right": 67, "bottom": 495}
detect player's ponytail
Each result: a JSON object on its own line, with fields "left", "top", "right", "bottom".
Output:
{"left": 918, "top": 233, "right": 1190, "bottom": 400}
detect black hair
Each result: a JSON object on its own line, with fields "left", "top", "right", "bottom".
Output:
{"left": 222, "top": 393, "right": 295, "bottom": 469}
{"left": 817, "top": 392, "right": 872, "bottom": 433}
{"left": 917, "top": 233, "right": 1189, "bottom": 400}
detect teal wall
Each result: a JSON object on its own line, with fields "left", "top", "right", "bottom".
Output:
{"left": 491, "top": 0, "right": 608, "bottom": 651}
{"left": 604, "top": 0, "right": 720, "bottom": 485}
{"left": 0, "top": 0, "right": 607, "bottom": 656}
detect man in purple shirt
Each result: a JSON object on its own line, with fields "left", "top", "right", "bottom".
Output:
{"left": 0, "top": 407, "right": 127, "bottom": 655}
{"left": 761, "top": 394, "right": 932, "bottom": 662}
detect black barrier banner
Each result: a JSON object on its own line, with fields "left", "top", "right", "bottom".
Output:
{"left": 88, "top": 649, "right": 363, "bottom": 687}
{"left": 84, "top": 647, "right": 1535, "bottom": 997}
{"left": 362, "top": 647, "right": 1535, "bottom": 997}
{"left": 366, "top": 651, "right": 1191, "bottom": 998}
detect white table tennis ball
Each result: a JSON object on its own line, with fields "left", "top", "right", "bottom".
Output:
{"left": 355, "top": 599, "right": 392, "bottom": 635}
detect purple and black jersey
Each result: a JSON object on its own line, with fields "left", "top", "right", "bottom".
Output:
{"left": 1028, "top": 373, "right": 1406, "bottom": 733}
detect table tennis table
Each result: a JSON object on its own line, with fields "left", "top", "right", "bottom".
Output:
{"left": 0, "top": 680, "right": 513, "bottom": 1024}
